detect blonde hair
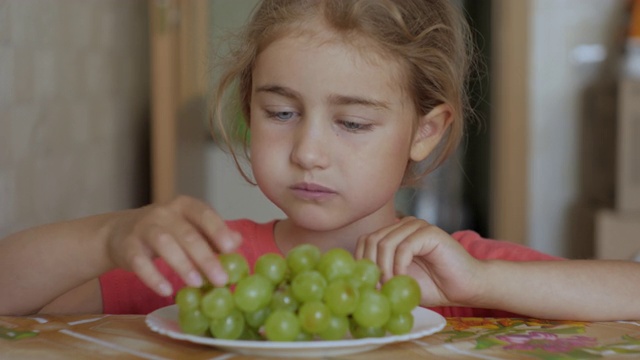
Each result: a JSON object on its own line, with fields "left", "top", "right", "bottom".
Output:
{"left": 212, "top": 0, "right": 475, "bottom": 187}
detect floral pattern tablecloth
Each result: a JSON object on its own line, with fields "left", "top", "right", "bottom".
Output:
{"left": 1, "top": 315, "right": 640, "bottom": 359}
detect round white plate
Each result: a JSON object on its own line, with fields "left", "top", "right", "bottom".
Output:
{"left": 145, "top": 304, "right": 446, "bottom": 358}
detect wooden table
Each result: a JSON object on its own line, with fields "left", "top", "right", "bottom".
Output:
{"left": 2, "top": 313, "right": 640, "bottom": 359}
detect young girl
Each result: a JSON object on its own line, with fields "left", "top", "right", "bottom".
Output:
{"left": 1, "top": 0, "right": 639, "bottom": 320}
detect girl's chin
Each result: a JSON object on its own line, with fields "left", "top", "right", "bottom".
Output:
{"left": 284, "top": 212, "right": 353, "bottom": 232}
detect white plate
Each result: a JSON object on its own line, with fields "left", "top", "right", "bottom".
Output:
{"left": 145, "top": 304, "right": 446, "bottom": 358}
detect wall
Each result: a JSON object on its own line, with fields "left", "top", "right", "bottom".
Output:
{"left": 491, "top": 0, "right": 627, "bottom": 258}
{"left": 203, "top": 0, "right": 284, "bottom": 222}
{"left": 528, "top": 0, "right": 625, "bottom": 257}
{"left": 0, "top": 0, "right": 150, "bottom": 237}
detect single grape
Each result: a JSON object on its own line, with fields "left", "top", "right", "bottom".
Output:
{"left": 209, "top": 308, "right": 245, "bottom": 340}
{"left": 255, "top": 253, "right": 288, "bottom": 285}
{"left": 381, "top": 275, "right": 421, "bottom": 314}
{"left": 297, "top": 301, "right": 331, "bottom": 334}
{"left": 352, "top": 259, "right": 381, "bottom": 290}
{"left": 323, "top": 279, "right": 358, "bottom": 316}
{"left": 316, "top": 248, "right": 355, "bottom": 282}
{"left": 353, "top": 288, "right": 391, "bottom": 328}
{"left": 178, "top": 308, "right": 209, "bottom": 336}
{"left": 352, "top": 324, "right": 386, "bottom": 339}
{"left": 219, "top": 252, "right": 249, "bottom": 285}
{"left": 264, "top": 309, "right": 301, "bottom": 341}
{"left": 244, "top": 306, "right": 271, "bottom": 329}
{"left": 385, "top": 312, "right": 414, "bottom": 335}
{"left": 270, "top": 287, "right": 299, "bottom": 312}
{"left": 175, "top": 286, "right": 201, "bottom": 311}
{"left": 295, "top": 330, "right": 314, "bottom": 341}
{"left": 200, "top": 286, "right": 234, "bottom": 319}
{"left": 286, "top": 244, "right": 321, "bottom": 275}
{"left": 233, "top": 274, "right": 273, "bottom": 313}
{"left": 291, "top": 270, "right": 326, "bottom": 303}
{"left": 239, "top": 326, "right": 262, "bottom": 340}
{"left": 317, "top": 314, "right": 349, "bottom": 340}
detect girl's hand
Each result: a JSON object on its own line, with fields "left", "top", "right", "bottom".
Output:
{"left": 106, "top": 196, "right": 241, "bottom": 297}
{"left": 355, "top": 217, "right": 485, "bottom": 308}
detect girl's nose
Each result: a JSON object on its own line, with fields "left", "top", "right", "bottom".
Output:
{"left": 290, "top": 121, "right": 330, "bottom": 170}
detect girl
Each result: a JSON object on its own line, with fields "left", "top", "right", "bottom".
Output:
{"left": 1, "top": 0, "right": 639, "bottom": 320}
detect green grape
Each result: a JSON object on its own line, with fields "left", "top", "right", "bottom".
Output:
{"left": 175, "top": 286, "right": 202, "bottom": 311}
{"left": 317, "top": 314, "right": 349, "bottom": 340}
{"left": 178, "top": 308, "right": 209, "bottom": 336}
{"left": 352, "top": 324, "right": 386, "bottom": 339}
{"left": 385, "top": 312, "right": 414, "bottom": 335}
{"left": 270, "top": 286, "right": 299, "bottom": 312}
{"left": 353, "top": 289, "right": 391, "bottom": 328}
{"left": 210, "top": 308, "right": 245, "bottom": 340}
{"left": 381, "top": 275, "right": 421, "bottom": 314}
{"left": 200, "top": 286, "right": 234, "bottom": 319}
{"left": 352, "top": 259, "right": 381, "bottom": 290}
{"left": 297, "top": 301, "right": 331, "bottom": 334}
{"left": 316, "top": 248, "right": 355, "bottom": 282}
{"left": 323, "top": 279, "right": 358, "bottom": 317}
{"left": 233, "top": 274, "right": 273, "bottom": 312}
{"left": 295, "top": 330, "right": 314, "bottom": 341}
{"left": 255, "top": 253, "right": 287, "bottom": 285}
{"left": 219, "top": 252, "right": 249, "bottom": 285}
{"left": 239, "top": 326, "right": 262, "bottom": 340}
{"left": 244, "top": 306, "right": 271, "bottom": 329}
{"left": 291, "top": 270, "right": 326, "bottom": 303}
{"left": 264, "top": 309, "right": 301, "bottom": 341}
{"left": 286, "top": 244, "right": 321, "bottom": 275}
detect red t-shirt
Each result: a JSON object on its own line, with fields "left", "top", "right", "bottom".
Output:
{"left": 99, "top": 219, "right": 561, "bottom": 316}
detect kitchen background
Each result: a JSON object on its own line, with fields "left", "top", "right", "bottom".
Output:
{"left": 1, "top": 0, "right": 638, "bottom": 260}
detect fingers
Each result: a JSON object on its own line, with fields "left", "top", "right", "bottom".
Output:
{"left": 147, "top": 225, "right": 205, "bottom": 287}
{"left": 356, "top": 217, "right": 440, "bottom": 282}
{"left": 179, "top": 197, "right": 241, "bottom": 254}
{"left": 127, "top": 242, "right": 174, "bottom": 297}
{"left": 116, "top": 196, "right": 241, "bottom": 294}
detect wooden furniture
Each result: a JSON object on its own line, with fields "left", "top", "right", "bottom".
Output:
{"left": 2, "top": 313, "right": 640, "bottom": 359}
{"left": 149, "top": 0, "right": 208, "bottom": 203}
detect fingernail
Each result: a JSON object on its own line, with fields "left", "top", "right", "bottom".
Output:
{"left": 158, "top": 282, "right": 173, "bottom": 297}
{"left": 211, "top": 271, "right": 228, "bottom": 287}
{"left": 221, "top": 232, "right": 241, "bottom": 253}
{"left": 187, "top": 271, "right": 203, "bottom": 287}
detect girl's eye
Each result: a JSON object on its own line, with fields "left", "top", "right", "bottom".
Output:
{"left": 267, "top": 111, "right": 296, "bottom": 121}
{"left": 340, "top": 120, "right": 372, "bottom": 132}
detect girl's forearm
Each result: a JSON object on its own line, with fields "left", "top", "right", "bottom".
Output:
{"left": 476, "top": 259, "right": 640, "bottom": 321}
{"left": 0, "top": 212, "right": 120, "bottom": 315}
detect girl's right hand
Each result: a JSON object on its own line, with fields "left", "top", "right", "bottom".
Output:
{"left": 106, "top": 196, "right": 241, "bottom": 297}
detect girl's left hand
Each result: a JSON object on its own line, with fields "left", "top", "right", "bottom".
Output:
{"left": 355, "top": 217, "right": 485, "bottom": 308}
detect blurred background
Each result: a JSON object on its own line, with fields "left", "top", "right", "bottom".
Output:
{"left": 1, "top": 0, "right": 639, "bottom": 260}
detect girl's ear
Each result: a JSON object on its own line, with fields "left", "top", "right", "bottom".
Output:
{"left": 410, "top": 103, "right": 453, "bottom": 162}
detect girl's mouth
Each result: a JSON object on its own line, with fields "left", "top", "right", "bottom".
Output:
{"left": 290, "top": 182, "right": 336, "bottom": 201}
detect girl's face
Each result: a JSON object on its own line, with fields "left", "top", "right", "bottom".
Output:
{"left": 249, "top": 25, "right": 419, "bottom": 232}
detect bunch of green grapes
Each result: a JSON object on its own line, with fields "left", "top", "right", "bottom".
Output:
{"left": 175, "top": 244, "right": 421, "bottom": 342}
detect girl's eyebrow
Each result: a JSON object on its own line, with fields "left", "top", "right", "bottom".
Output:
{"left": 255, "top": 84, "right": 389, "bottom": 110}
{"left": 255, "top": 84, "right": 300, "bottom": 100}
{"left": 327, "top": 94, "right": 390, "bottom": 110}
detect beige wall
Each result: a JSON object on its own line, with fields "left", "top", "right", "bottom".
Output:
{"left": 0, "top": 0, "right": 150, "bottom": 237}
{"left": 491, "top": 0, "right": 626, "bottom": 258}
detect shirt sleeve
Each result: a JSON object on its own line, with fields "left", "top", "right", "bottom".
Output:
{"left": 99, "top": 259, "right": 181, "bottom": 314}
{"left": 452, "top": 230, "right": 564, "bottom": 261}
{"left": 99, "top": 219, "right": 276, "bottom": 315}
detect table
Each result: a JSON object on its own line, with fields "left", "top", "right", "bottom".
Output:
{"left": 2, "top": 314, "right": 640, "bottom": 359}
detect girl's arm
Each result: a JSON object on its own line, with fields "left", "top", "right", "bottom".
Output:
{"left": 0, "top": 213, "right": 117, "bottom": 315}
{"left": 0, "top": 196, "right": 240, "bottom": 316}
{"left": 357, "top": 216, "right": 640, "bottom": 321}
{"left": 476, "top": 259, "right": 640, "bottom": 321}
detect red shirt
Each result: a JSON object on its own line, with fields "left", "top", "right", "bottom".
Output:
{"left": 99, "top": 219, "right": 561, "bottom": 316}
